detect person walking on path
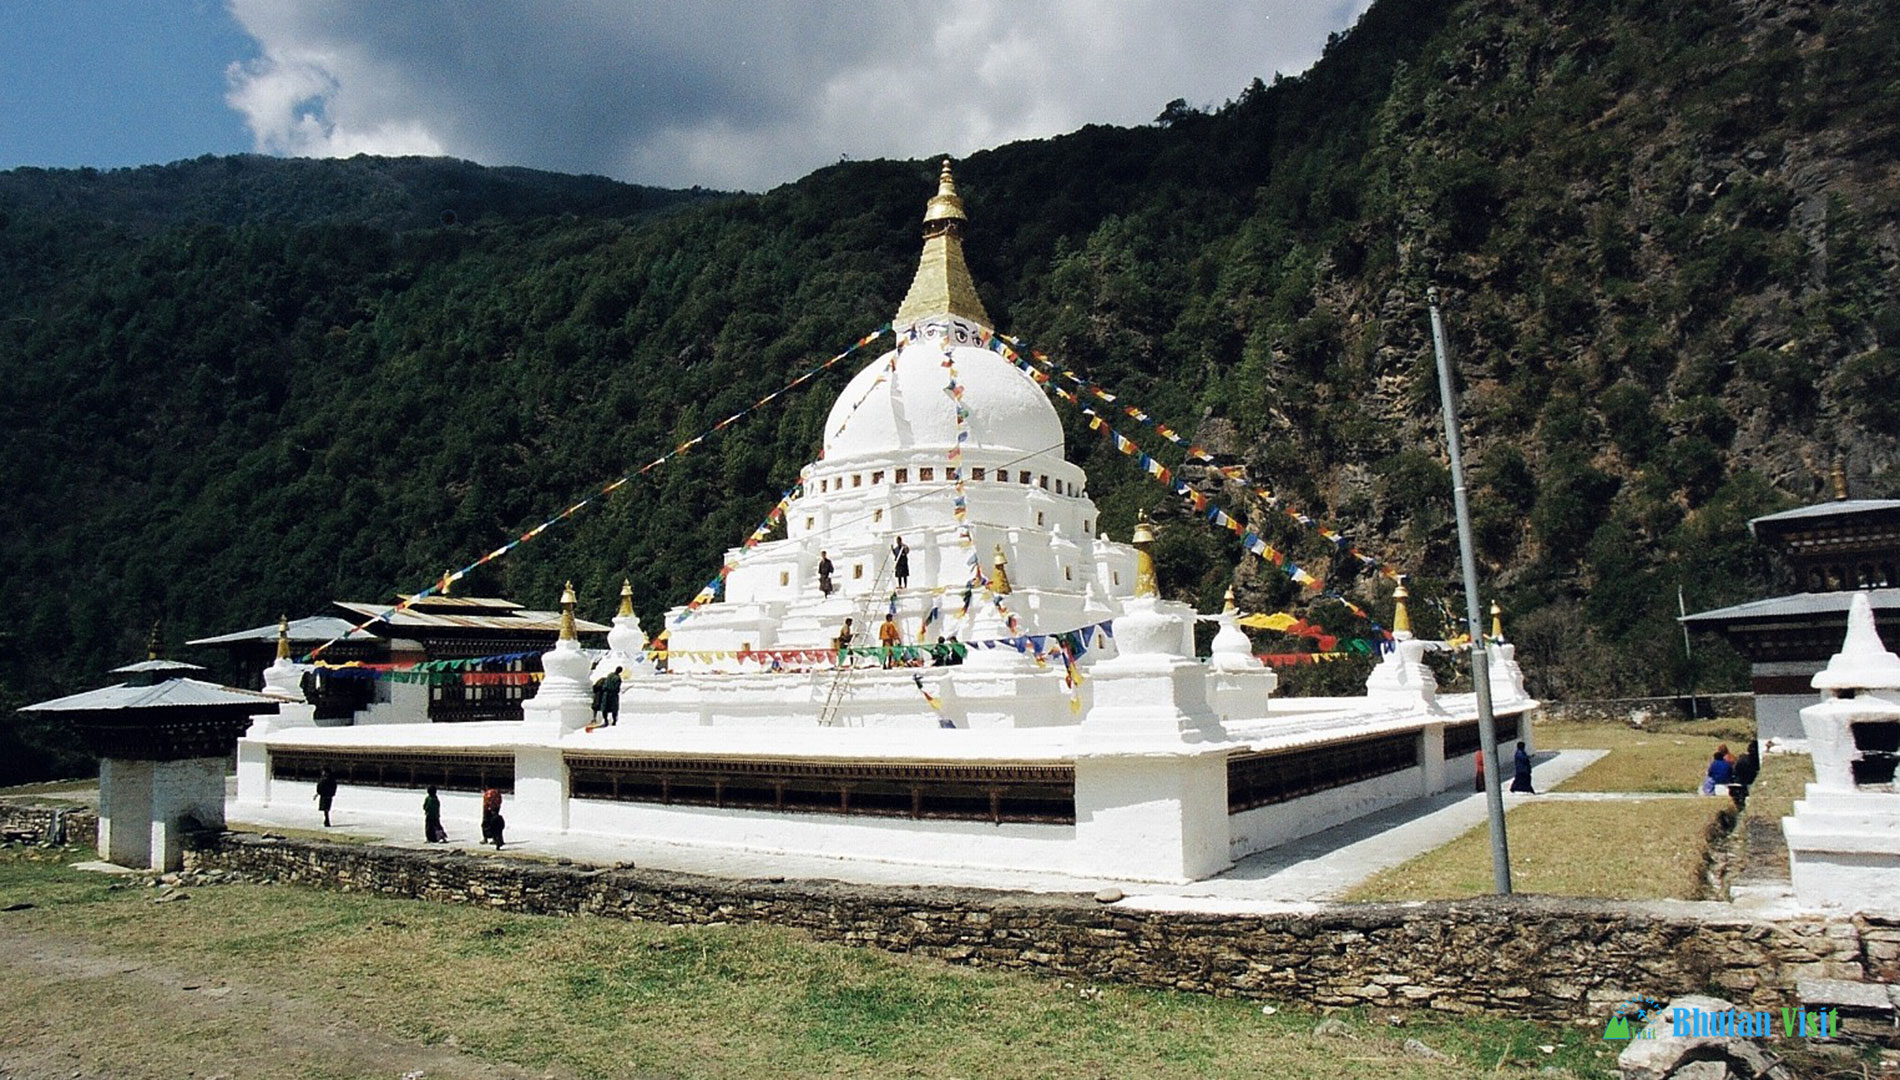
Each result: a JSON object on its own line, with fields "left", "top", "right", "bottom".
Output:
{"left": 593, "top": 666, "right": 624, "bottom": 727}
{"left": 423, "top": 785, "right": 447, "bottom": 843}
{"left": 315, "top": 769, "right": 338, "bottom": 827}
{"left": 1510, "top": 741, "right": 1536, "bottom": 793}
{"left": 878, "top": 614, "right": 903, "bottom": 669}
{"left": 817, "top": 551, "right": 835, "bottom": 597}
{"left": 481, "top": 787, "right": 506, "bottom": 850}
{"left": 891, "top": 537, "right": 911, "bottom": 589}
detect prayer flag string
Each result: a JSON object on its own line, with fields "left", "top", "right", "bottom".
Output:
{"left": 303, "top": 325, "right": 892, "bottom": 660}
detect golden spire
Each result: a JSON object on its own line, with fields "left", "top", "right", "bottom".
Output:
{"left": 276, "top": 614, "right": 292, "bottom": 661}
{"left": 1391, "top": 581, "right": 1412, "bottom": 637}
{"left": 990, "top": 545, "right": 1012, "bottom": 596}
{"left": 147, "top": 620, "right": 164, "bottom": 661}
{"left": 559, "top": 581, "right": 578, "bottom": 641}
{"left": 893, "top": 159, "right": 993, "bottom": 330}
{"left": 1132, "top": 511, "right": 1159, "bottom": 598}
{"left": 1489, "top": 600, "right": 1503, "bottom": 641}
{"left": 1832, "top": 456, "right": 1849, "bottom": 501}
{"left": 619, "top": 578, "right": 635, "bottom": 618}
{"left": 1222, "top": 585, "right": 1238, "bottom": 614}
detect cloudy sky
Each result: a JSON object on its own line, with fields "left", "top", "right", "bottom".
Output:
{"left": 5, "top": 0, "right": 1373, "bottom": 192}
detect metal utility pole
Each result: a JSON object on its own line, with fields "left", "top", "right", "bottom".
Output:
{"left": 1427, "top": 286, "right": 1512, "bottom": 895}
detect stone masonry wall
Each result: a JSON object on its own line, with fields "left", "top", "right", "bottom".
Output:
{"left": 0, "top": 803, "right": 97, "bottom": 847}
{"left": 187, "top": 831, "right": 1900, "bottom": 1022}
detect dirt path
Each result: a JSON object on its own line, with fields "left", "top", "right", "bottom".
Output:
{"left": 0, "top": 924, "right": 573, "bottom": 1080}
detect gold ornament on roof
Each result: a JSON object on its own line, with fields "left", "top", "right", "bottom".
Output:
{"left": 1222, "top": 586, "right": 1238, "bottom": 615}
{"left": 1490, "top": 600, "right": 1504, "bottom": 641}
{"left": 1132, "top": 511, "right": 1159, "bottom": 598}
{"left": 619, "top": 578, "right": 635, "bottom": 618}
{"left": 1391, "top": 581, "right": 1412, "bottom": 637}
{"left": 990, "top": 545, "right": 1012, "bottom": 596}
{"left": 559, "top": 581, "right": 578, "bottom": 641}
{"left": 277, "top": 614, "right": 292, "bottom": 661}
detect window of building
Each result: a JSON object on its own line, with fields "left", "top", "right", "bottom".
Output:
{"left": 1113, "top": 572, "right": 1122, "bottom": 586}
{"left": 819, "top": 478, "right": 828, "bottom": 492}
{"left": 1064, "top": 566, "right": 1073, "bottom": 581}
{"left": 1039, "top": 475, "right": 1049, "bottom": 489}
{"left": 779, "top": 571, "right": 790, "bottom": 587}
{"left": 1084, "top": 519, "right": 1093, "bottom": 534}
{"left": 920, "top": 467, "right": 934, "bottom": 481}
{"left": 872, "top": 470, "right": 885, "bottom": 485}
{"left": 873, "top": 508, "right": 883, "bottom": 523}
{"left": 854, "top": 564, "right": 864, "bottom": 579}
{"left": 852, "top": 474, "right": 863, "bottom": 488}
{"left": 1019, "top": 470, "right": 1031, "bottom": 484}
{"left": 895, "top": 468, "right": 908, "bottom": 483}
{"left": 1036, "top": 511, "right": 1045, "bottom": 526}
{"left": 972, "top": 467, "right": 986, "bottom": 481}
{"left": 805, "top": 516, "right": 815, "bottom": 531}
{"left": 994, "top": 469, "right": 1007, "bottom": 482}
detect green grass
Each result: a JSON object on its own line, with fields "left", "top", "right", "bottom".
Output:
{"left": 1537, "top": 719, "right": 1751, "bottom": 793}
{"left": 0, "top": 846, "right": 1614, "bottom": 1079}
{"left": 1347, "top": 799, "right": 1726, "bottom": 902}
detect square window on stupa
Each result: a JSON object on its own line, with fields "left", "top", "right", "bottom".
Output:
{"left": 972, "top": 467, "right": 985, "bottom": 480}
{"left": 1113, "top": 572, "right": 1122, "bottom": 586}
{"left": 805, "top": 517, "right": 815, "bottom": 531}
{"left": 1037, "top": 512, "right": 1045, "bottom": 526}
{"left": 872, "top": 470, "right": 885, "bottom": 484}
{"left": 1018, "top": 470, "right": 1031, "bottom": 484}
{"left": 920, "top": 467, "right": 934, "bottom": 481}
{"left": 1040, "top": 475, "right": 1049, "bottom": 489}
{"left": 780, "top": 571, "right": 790, "bottom": 586}
{"left": 820, "top": 478, "right": 828, "bottom": 492}
{"left": 1065, "top": 567, "right": 1073, "bottom": 581}
{"left": 874, "top": 509, "right": 884, "bottom": 523}
{"left": 854, "top": 565, "right": 864, "bottom": 579}
{"left": 896, "top": 468, "right": 908, "bottom": 483}
{"left": 853, "top": 475, "right": 863, "bottom": 488}
{"left": 1085, "top": 520, "right": 1093, "bottom": 533}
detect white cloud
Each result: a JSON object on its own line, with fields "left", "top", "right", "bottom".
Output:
{"left": 224, "top": 0, "right": 1373, "bottom": 190}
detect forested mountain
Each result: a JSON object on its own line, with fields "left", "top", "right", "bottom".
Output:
{"left": 3, "top": 0, "right": 1895, "bottom": 781}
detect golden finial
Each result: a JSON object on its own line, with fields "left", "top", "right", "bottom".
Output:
{"left": 1391, "top": 580, "right": 1412, "bottom": 637}
{"left": 619, "top": 578, "right": 635, "bottom": 618}
{"left": 438, "top": 570, "right": 453, "bottom": 597}
{"left": 1490, "top": 600, "right": 1504, "bottom": 641}
{"left": 1832, "top": 457, "right": 1849, "bottom": 501}
{"left": 990, "top": 545, "right": 1013, "bottom": 596}
{"left": 1222, "top": 585, "right": 1238, "bottom": 615}
{"left": 1132, "top": 511, "right": 1159, "bottom": 598}
{"left": 559, "top": 580, "right": 578, "bottom": 641}
{"left": 894, "top": 159, "right": 992, "bottom": 329}
{"left": 146, "top": 620, "right": 164, "bottom": 661}
{"left": 276, "top": 614, "right": 292, "bottom": 661}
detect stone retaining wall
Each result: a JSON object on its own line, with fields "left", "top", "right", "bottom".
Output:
{"left": 0, "top": 803, "right": 97, "bottom": 847}
{"left": 1536, "top": 693, "right": 1755, "bottom": 726}
{"left": 187, "top": 831, "right": 1898, "bottom": 1022}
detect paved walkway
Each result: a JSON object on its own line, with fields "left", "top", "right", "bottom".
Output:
{"left": 219, "top": 749, "right": 1611, "bottom": 913}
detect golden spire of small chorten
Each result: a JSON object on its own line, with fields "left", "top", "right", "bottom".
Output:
{"left": 1832, "top": 457, "right": 1849, "bottom": 501}
{"left": 893, "top": 159, "right": 993, "bottom": 330}
{"left": 1222, "top": 585, "right": 1238, "bottom": 615}
{"left": 559, "top": 581, "right": 578, "bottom": 641}
{"left": 1132, "top": 511, "right": 1159, "bottom": 598}
{"left": 1391, "top": 581, "right": 1412, "bottom": 637}
{"left": 439, "top": 570, "right": 453, "bottom": 596}
{"left": 147, "top": 621, "right": 164, "bottom": 661}
{"left": 1490, "top": 600, "right": 1504, "bottom": 641}
{"left": 276, "top": 614, "right": 292, "bottom": 661}
{"left": 990, "top": 545, "right": 1012, "bottom": 596}
{"left": 619, "top": 578, "right": 635, "bottom": 618}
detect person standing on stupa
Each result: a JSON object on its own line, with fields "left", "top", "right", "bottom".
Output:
{"left": 891, "top": 536, "right": 911, "bottom": 589}
{"left": 836, "top": 618, "right": 855, "bottom": 667}
{"left": 818, "top": 551, "right": 835, "bottom": 596}
{"left": 878, "top": 614, "right": 903, "bottom": 668}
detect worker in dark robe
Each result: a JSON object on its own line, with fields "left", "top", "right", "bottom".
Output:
{"left": 423, "top": 785, "right": 447, "bottom": 842}
{"left": 1510, "top": 741, "right": 1536, "bottom": 793}
{"left": 315, "top": 769, "right": 338, "bottom": 827}
{"left": 891, "top": 537, "right": 911, "bottom": 589}
{"left": 817, "top": 551, "right": 834, "bottom": 596}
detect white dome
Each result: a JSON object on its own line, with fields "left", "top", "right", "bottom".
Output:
{"left": 823, "top": 336, "right": 1065, "bottom": 462}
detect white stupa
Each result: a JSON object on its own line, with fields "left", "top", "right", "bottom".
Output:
{"left": 659, "top": 161, "right": 1138, "bottom": 672}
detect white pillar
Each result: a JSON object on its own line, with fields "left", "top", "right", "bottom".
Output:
{"left": 98, "top": 758, "right": 153, "bottom": 868}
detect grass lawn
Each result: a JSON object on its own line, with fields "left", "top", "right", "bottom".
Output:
{"left": 1536, "top": 718, "right": 1754, "bottom": 793}
{"left": 1345, "top": 798, "right": 1726, "bottom": 902}
{"left": 0, "top": 846, "right": 1615, "bottom": 1080}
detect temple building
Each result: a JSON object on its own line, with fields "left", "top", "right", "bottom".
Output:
{"left": 1681, "top": 464, "right": 1900, "bottom": 744}
{"left": 229, "top": 164, "right": 1536, "bottom": 883}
